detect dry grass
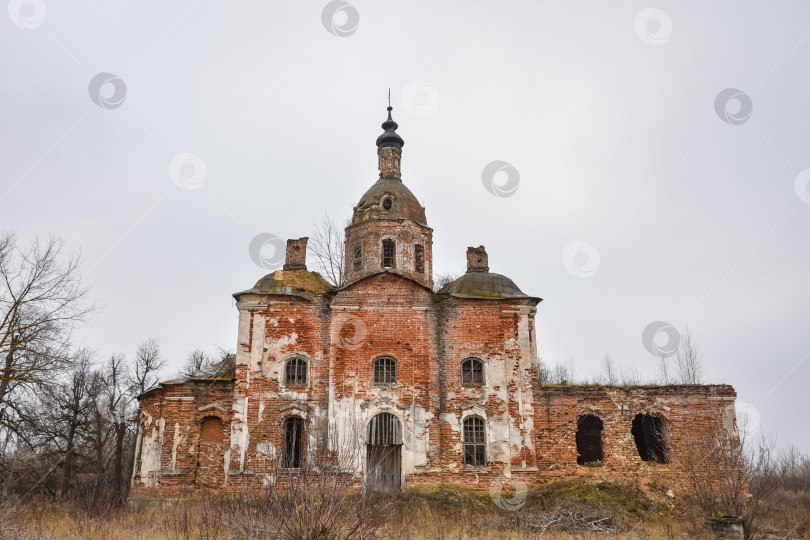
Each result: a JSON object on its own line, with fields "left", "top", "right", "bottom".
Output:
{"left": 1, "top": 482, "right": 808, "bottom": 540}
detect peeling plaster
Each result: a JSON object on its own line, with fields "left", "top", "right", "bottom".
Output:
{"left": 140, "top": 417, "right": 164, "bottom": 488}
{"left": 263, "top": 333, "right": 299, "bottom": 375}
{"left": 230, "top": 396, "right": 249, "bottom": 471}
{"left": 170, "top": 423, "right": 183, "bottom": 471}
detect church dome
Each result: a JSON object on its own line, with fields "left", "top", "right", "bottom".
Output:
{"left": 351, "top": 178, "right": 427, "bottom": 226}
{"left": 440, "top": 272, "right": 531, "bottom": 300}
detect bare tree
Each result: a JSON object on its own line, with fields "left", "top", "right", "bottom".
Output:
{"left": 103, "top": 353, "right": 133, "bottom": 501}
{"left": 656, "top": 353, "right": 671, "bottom": 385}
{"left": 544, "top": 358, "right": 576, "bottom": 384}
{"left": 673, "top": 398, "right": 787, "bottom": 538}
{"left": 128, "top": 338, "right": 165, "bottom": 396}
{"left": 214, "top": 345, "right": 236, "bottom": 364}
{"left": 619, "top": 365, "right": 642, "bottom": 386}
{"left": 600, "top": 353, "right": 618, "bottom": 386}
{"left": 182, "top": 348, "right": 211, "bottom": 375}
{"left": 0, "top": 233, "right": 92, "bottom": 429}
{"left": 29, "top": 348, "right": 98, "bottom": 499}
{"left": 434, "top": 273, "right": 459, "bottom": 291}
{"left": 674, "top": 327, "right": 704, "bottom": 384}
{"left": 308, "top": 212, "right": 346, "bottom": 287}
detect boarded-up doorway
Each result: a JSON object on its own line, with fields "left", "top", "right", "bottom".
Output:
{"left": 196, "top": 416, "right": 223, "bottom": 488}
{"left": 366, "top": 413, "right": 402, "bottom": 493}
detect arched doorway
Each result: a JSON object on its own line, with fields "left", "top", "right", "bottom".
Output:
{"left": 365, "top": 412, "right": 402, "bottom": 493}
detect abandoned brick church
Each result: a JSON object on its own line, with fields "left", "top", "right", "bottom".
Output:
{"left": 132, "top": 106, "right": 737, "bottom": 496}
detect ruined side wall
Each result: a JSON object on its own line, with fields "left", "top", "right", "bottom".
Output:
{"left": 533, "top": 384, "right": 738, "bottom": 487}
{"left": 130, "top": 380, "right": 234, "bottom": 497}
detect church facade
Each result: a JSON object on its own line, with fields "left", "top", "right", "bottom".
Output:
{"left": 132, "top": 106, "right": 737, "bottom": 496}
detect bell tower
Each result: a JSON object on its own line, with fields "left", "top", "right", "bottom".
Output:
{"left": 342, "top": 103, "right": 433, "bottom": 289}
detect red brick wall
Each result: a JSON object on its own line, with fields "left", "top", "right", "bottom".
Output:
{"left": 344, "top": 220, "right": 433, "bottom": 290}
{"left": 131, "top": 380, "right": 234, "bottom": 497}
{"left": 134, "top": 278, "right": 738, "bottom": 497}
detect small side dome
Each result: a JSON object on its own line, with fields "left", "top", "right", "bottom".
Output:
{"left": 439, "top": 272, "right": 530, "bottom": 300}
{"left": 234, "top": 269, "right": 333, "bottom": 299}
{"left": 438, "top": 246, "right": 540, "bottom": 301}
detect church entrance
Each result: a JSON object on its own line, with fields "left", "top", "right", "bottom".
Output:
{"left": 365, "top": 413, "right": 402, "bottom": 493}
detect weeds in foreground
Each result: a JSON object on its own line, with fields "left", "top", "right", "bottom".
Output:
{"left": 2, "top": 481, "right": 809, "bottom": 539}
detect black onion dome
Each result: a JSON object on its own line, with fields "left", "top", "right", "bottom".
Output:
{"left": 376, "top": 106, "right": 404, "bottom": 149}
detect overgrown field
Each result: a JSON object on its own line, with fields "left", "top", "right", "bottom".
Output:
{"left": 2, "top": 479, "right": 808, "bottom": 540}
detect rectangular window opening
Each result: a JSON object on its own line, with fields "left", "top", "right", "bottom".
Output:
{"left": 353, "top": 243, "right": 362, "bottom": 272}
{"left": 382, "top": 240, "right": 395, "bottom": 268}
{"left": 415, "top": 245, "right": 425, "bottom": 274}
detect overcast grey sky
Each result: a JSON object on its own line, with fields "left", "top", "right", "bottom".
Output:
{"left": 2, "top": 1, "right": 809, "bottom": 450}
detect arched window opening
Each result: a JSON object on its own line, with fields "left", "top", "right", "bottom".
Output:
{"left": 461, "top": 358, "right": 484, "bottom": 387}
{"left": 576, "top": 415, "right": 603, "bottom": 465}
{"left": 463, "top": 416, "right": 486, "bottom": 466}
{"left": 414, "top": 245, "right": 425, "bottom": 274}
{"left": 368, "top": 413, "right": 402, "bottom": 446}
{"left": 373, "top": 357, "right": 396, "bottom": 385}
{"left": 382, "top": 240, "right": 395, "bottom": 268}
{"left": 285, "top": 357, "right": 308, "bottom": 387}
{"left": 631, "top": 413, "right": 667, "bottom": 463}
{"left": 353, "top": 243, "right": 363, "bottom": 272}
{"left": 282, "top": 416, "right": 304, "bottom": 468}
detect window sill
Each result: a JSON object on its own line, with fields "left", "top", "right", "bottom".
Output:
{"left": 462, "top": 465, "right": 490, "bottom": 472}
{"left": 277, "top": 468, "right": 304, "bottom": 474}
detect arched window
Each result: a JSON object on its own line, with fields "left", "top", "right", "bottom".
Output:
{"left": 282, "top": 416, "right": 304, "bottom": 468}
{"left": 463, "top": 416, "right": 486, "bottom": 466}
{"left": 285, "top": 357, "right": 307, "bottom": 387}
{"left": 631, "top": 413, "right": 667, "bottom": 463}
{"left": 368, "top": 413, "right": 402, "bottom": 446}
{"left": 201, "top": 416, "right": 224, "bottom": 444}
{"left": 461, "top": 358, "right": 484, "bottom": 387}
{"left": 576, "top": 415, "right": 603, "bottom": 465}
{"left": 382, "top": 240, "right": 395, "bottom": 268}
{"left": 373, "top": 357, "right": 396, "bottom": 385}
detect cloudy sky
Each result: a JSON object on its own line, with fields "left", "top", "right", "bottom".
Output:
{"left": 2, "top": 1, "right": 808, "bottom": 450}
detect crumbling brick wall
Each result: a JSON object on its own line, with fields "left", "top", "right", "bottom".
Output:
{"left": 533, "top": 384, "right": 738, "bottom": 487}
{"left": 131, "top": 380, "right": 234, "bottom": 497}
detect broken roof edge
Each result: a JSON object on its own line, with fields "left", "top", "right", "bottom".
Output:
{"left": 437, "top": 290, "right": 543, "bottom": 304}
{"left": 136, "top": 357, "right": 236, "bottom": 400}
